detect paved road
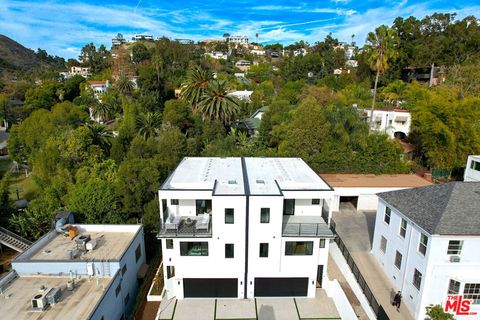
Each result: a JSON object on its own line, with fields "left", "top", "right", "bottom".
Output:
{"left": 332, "top": 204, "right": 414, "bottom": 320}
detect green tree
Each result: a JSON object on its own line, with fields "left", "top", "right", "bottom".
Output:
{"left": 364, "top": 25, "right": 399, "bottom": 124}
{"left": 425, "top": 305, "right": 455, "bottom": 320}
{"left": 136, "top": 112, "right": 162, "bottom": 139}
{"left": 85, "top": 122, "right": 113, "bottom": 155}
{"left": 197, "top": 80, "right": 240, "bottom": 124}
{"left": 181, "top": 66, "right": 212, "bottom": 111}
{"left": 131, "top": 43, "right": 151, "bottom": 64}
{"left": 115, "top": 74, "right": 135, "bottom": 96}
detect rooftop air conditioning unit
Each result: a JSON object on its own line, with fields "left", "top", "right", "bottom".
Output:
{"left": 31, "top": 293, "right": 47, "bottom": 310}
{"left": 450, "top": 255, "right": 461, "bottom": 263}
{"left": 45, "top": 287, "right": 62, "bottom": 305}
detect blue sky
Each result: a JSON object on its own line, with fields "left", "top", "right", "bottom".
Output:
{"left": 0, "top": 0, "right": 478, "bottom": 59}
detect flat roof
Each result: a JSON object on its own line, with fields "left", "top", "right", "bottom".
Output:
{"left": 245, "top": 158, "right": 332, "bottom": 195}
{"left": 0, "top": 275, "right": 111, "bottom": 320}
{"left": 320, "top": 174, "right": 432, "bottom": 188}
{"left": 18, "top": 225, "right": 141, "bottom": 262}
{"left": 161, "top": 157, "right": 333, "bottom": 195}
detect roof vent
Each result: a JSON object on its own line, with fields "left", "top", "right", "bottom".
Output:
{"left": 228, "top": 180, "right": 237, "bottom": 185}
{"left": 256, "top": 179, "right": 265, "bottom": 184}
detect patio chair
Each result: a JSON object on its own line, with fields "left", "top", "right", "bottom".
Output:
{"left": 195, "top": 213, "right": 210, "bottom": 231}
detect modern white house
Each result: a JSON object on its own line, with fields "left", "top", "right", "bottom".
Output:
{"left": 320, "top": 174, "right": 432, "bottom": 211}
{"left": 372, "top": 182, "right": 480, "bottom": 319}
{"left": 205, "top": 51, "right": 228, "bottom": 60}
{"left": 157, "top": 157, "right": 335, "bottom": 299}
{"left": 464, "top": 155, "right": 480, "bottom": 182}
{"left": 227, "top": 90, "right": 253, "bottom": 102}
{"left": 235, "top": 60, "right": 252, "bottom": 72}
{"left": 363, "top": 108, "right": 411, "bottom": 139}
{"left": 0, "top": 224, "right": 146, "bottom": 320}
{"left": 228, "top": 35, "right": 249, "bottom": 45}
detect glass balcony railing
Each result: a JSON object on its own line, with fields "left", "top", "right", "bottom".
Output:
{"left": 157, "top": 215, "right": 212, "bottom": 238}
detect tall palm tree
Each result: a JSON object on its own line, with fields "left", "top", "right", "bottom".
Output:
{"left": 197, "top": 80, "right": 240, "bottom": 125}
{"left": 364, "top": 25, "right": 399, "bottom": 125}
{"left": 91, "top": 101, "right": 115, "bottom": 123}
{"left": 180, "top": 66, "right": 212, "bottom": 111}
{"left": 115, "top": 74, "right": 134, "bottom": 96}
{"left": 136, "top": 112, "right": 162, "bottom": 139}
{"left": 85, "top": 122, "right": 113, "bottom": 154}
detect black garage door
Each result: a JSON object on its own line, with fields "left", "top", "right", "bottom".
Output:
{"left": 254, "top": 277, "right": 308, "bottom": 297}
{"left": 183, "top": 278, "right": 237, "bottom": 298}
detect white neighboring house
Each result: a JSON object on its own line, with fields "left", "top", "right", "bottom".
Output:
{"left": 363, "top": 108, "right": 411, "bottom": 139}
{"left": 250, "top": 49, "right": 265, "bottom": 56}
{"left": 228, "top": 35, "right": 249, "bottom": 45}
{"left": 205, "top": 51, "right": 228, "bottom": 60}
{"left": 464, "top": 155, "right": 480, "bottom": 182}
{"left": 293, "top": 48, "right": 308, "bottom": 57}
{"left": 372, "top": 182, "right": 480, "bottom": 319}
{"left": 227, "top": 90, "right": 253, "bottom": 102}
{"left": 320, "top": 174, "right": 432, "bottom": 211}
{"left": 88, "top": 80, "right": 111, "bottom": 100}
{"left": 60, "top": 66, "right": 91, "bottom": 79}
{"left": 158, "top": 157, "right": 335, "bottom": 299}
{"left": 235, "top": 60, "right": 251, "bottom": 72}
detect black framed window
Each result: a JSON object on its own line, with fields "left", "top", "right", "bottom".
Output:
{"left": 167, "top": 266, "right": 175, "bottom": 278}
{"left": 447, "top": 240, "right": 463, "bottom": 255}
{"left": 135, "top": 244, "right": 142, "bottom": 262}
{"left": 285, "top": 241, "right": 313, "bottom": 255}
{"left": 384, "top": 207, "right": 391, "bottom": 224}
{"left": 400, "top": 219, "right": 407, "bottom": 238}
{"left": 180, "top": 242, "right": 209, "bottom": 256}
{"left": 413, "top": 269, "right": 422, "bottom": 289}
{"left": 312, "top": 199, "right": 320, "bottom": 205}
{"left": 394, "top": 251, "right": 402, "bottom": 269}
{"left": 166, "top": 239, "right": 173, "bottom": 249}
{"left": 171, "top": 199, "right": 179, "bottom": 205}
{"left": 260, "top": 208, "right": 270, "bottom": 223}
{"left": 448, "top": 279, "right": 460, "bottom": 294}
{"left": 283, "top": 199, "right": 295, "bottom": 215}
{"left": 319, "top": 239, "right": 326, "bottom": 248}
{"left": 418, "top": 233, "right": 428, "bottom": 256}
{"left": 225, "top": 244, "right": 234, "bottom": 258}
{"left": 464, "top": 283, "right": 480, "bottom": 304}
{"left": 259, "top": 243, "right": 269, "bottom": 257}
{"left": 380, "top": 236, "right": 387, "bottom": 253}
{"left": 225, "top": 208, "right": 234, "bottom": 224}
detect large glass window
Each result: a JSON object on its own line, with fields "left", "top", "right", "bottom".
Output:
{"left": 470, "top": 160, "right": 480, "bottom": 172}
{"left": 419, "top": 233, "right": 428, "bottom": 256}
{"left": 394, "top": 251, "right": 402, "bottom": 269}
{"left": 447, "top": 240, "right": 463, "bottom": 255}
{"left": 283, "top": 199, "right": 295, "bottom": 215}
{"left": 384, "top": 207, "right": 391, "bottom": 224}
{"left": 312, "top": 199, "right": 320, "bottom": 205}
{"left": 259, "top": 243, "right": 269, "bottom": 257}
{"left": 448, "top": 279, "right": 460, "bottom": 294}
{"left": 225, "top": 208, "right": 234, "bottom": 224}
{"left": 400, "top": 219, "right": 407, "bottom": 238}
{"left": 285, "top": 241, "right": 313, "bottom": 256}
{"left": 413, "top": 269, "right": 422, "bottom": 290}
{"left": 180, "top": 242, "right": 209, "bottom": 256}
{"left": 135, "top": 244, "right": 142, "bottom": 262}
{"left": 166, "top": 239, "right": 173, "bottom": 249}
{"left": 167, "top": 266, "right": 175, "bottom": 279}
{"left": 380, "top": 236, "right": 387, "bottom": 253}
{"left": 464, "top": 283, "right": 480, "bottom": 304}
{"left": 260, "top": 208, "right": 270, "bottom": 223}
{"left": 225, "top": 244, "right": 234, "bottom": 258}
{"left": 319, "top": 239, "right": 326, "bottom": 248}
{"left": 196, "top": 200, "right": 211, "bottom": 215}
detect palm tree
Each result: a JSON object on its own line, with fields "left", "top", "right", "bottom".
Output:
{"left": 197, "top": 80, "right": 240, "bottom": 125}
{"left": 91, "top": 101, "right": 115, "bottom": 123}
{"left": 115, "top": 74, "right": 134, "bottom": 96}
{"left": 136, "top": 112, "right": 162, "bottom": 139}
{"left": 180, "top": 66, "right": 212, "bottom": 111}
{"left": 85, "top": 122, "right": 113, "bottom": 154}
{"left": 364, "top": 25, "right": 399, "bottom": 125}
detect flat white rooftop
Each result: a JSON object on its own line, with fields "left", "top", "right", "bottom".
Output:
{"left": 17, "top": 224, "right": 141, "bottom": 262}
{"left": 161, "top": 157, "right": 332, "bottom": 195}
{"left": 0, "top": 275, "right": 111, "bottom": 320}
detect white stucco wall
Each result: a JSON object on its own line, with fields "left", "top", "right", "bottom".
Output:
{"left": 464, "top": 155, "right": 480, "bottom": 182}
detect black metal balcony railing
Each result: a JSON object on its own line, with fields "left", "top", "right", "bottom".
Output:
{"left": 282, "top": 222, "right": 334, "bottom": 237}
{"left": 157, "top": 217, "right": 212, "bottom": 238}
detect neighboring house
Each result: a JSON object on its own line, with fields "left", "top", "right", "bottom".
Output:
{"left": 59, "top": 66, "right": 91, "bottom": 79}
{"left": 363, "top": 108, "right": 411, "bottom": 139}
{"left": 205, "top": 51, "right": 228, "bottom": 60}
{"left": 0, "top": 224, "right": 146, "bottom": 320}
{"left": 112, "top": 33, "right": 127, "bottom": 46}
{"left": 250, "top": 49, "right": 265, "bottom": 56}
{"left": 133, "top": 34, "right": 154, "bottom": 41}
{"left": 235, "top": 60, "right": 251, "bottom": 72}
{"left": 234, "top": 106, "right": 269, "bottom": 136}
{"left": 372, "top": 182, "right": 480, "bottom": 319}
{"left": 228, "top": 35, "right": 249, "bottom": 45}
{"left": 227, "top": 90, "right": 253, "bottom": 102}
{"left": 158, "top": 157, "right": 335, "bottom": 299}
{"left": 293, "top": 48, "right": 307, "bottom": 57}
{"left": 345, "top": 59, "right": 358, "bottom": 68}
{"left": 464, "top": 155, "right": 480, "bottom": 182}
{"left": 175, "top": 39, "right": 194, "bottom": 45}
{"left": 401, "top": 66, "right": 446, "bottom": 86}
{"left": 333, "top": 68, "right": 350, "bottom": 75}
{"left": 320, "top": 174, "right": 432, "bottom": 211}
{"left": 88, "top": 80, "right": 111, "bottom": 100}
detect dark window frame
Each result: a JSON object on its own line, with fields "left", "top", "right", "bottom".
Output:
{"left": 135, "top": 244, "right": 142, "bottom": 262}
{"left": 285, "top": 241, "right": 314, "bottom": 256}
{"left": 225, "top": 243, "right": 234, "bottom": 258}
{"left": 225, "top": 208, "right": 234, "bottom": 224}
{"left": 260, "top": 208, "right": 270, "bottom": 223}
{"left": 259, "top": 243, "right": 269, "bottom": 258}
{"left": 180, "top": 242, "right": 209, "bottom": 256}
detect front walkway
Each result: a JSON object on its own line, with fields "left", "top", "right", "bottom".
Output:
{"left": 332, "top": 204, "right": 414, "bottom": 320}
{"left": 156, "top": 289, "right": 339, "bottom": 320}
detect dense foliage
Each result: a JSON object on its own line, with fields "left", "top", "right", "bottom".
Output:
{"left": 1, "top": 13, "right": 479, "bottom": 239}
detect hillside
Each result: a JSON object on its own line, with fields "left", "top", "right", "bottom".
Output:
{"left": 0, "top": 34, "right": 64, "bottom": 76}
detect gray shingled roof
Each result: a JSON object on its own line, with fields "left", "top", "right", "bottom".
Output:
{"left": 377, "top": 182, "right": 480, "bottom": 235}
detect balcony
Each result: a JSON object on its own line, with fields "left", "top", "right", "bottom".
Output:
{"left": 157, "top": 214, "right": 212, "bottom": 238}
{"left": 282, "top": 215, "right": 334, "bottom": 238}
